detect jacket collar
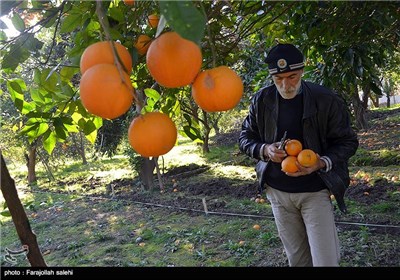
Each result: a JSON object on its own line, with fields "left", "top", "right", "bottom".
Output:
{"left": 261, "top": 80, "right": 317, "bottom": 119}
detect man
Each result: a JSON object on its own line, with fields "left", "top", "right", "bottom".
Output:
{"left": 238, "top": 43, "right": 359, "bottom": 266}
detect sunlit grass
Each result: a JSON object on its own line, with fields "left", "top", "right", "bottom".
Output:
{"left": 161, "top": 142, "right": 206, "bottom": 168}
{"left": 208, "top": 164, "right": 255, "bottom": 181}
{"left": 350, "top": 166, "right": 400, "bottom": 184}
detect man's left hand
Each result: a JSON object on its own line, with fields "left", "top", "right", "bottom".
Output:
{"left": 284, "top": 153, "right": 326, "bottom": 177}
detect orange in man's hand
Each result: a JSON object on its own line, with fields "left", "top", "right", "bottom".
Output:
{"left": 297, "top": 149, "right": 317, "bottom": 167}
{"left": 281, "top": 155, "right": 299, "bottom": 173}
{"left": 284, "top": 139, "right": 302, "bottom": 156}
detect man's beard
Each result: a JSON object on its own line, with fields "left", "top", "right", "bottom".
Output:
{"left": 277, "top": 80, "right": 301, "bottom": 99}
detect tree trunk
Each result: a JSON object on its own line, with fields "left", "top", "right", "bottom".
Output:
{"left": 386, "top": 93, "right": 391, "bottom": 108}
{"left": 1, "top": 150, "right": 47, "bottom": 267}
{"left": 139, "top": 157, "right": 156, "bottom": 191}
{"left": 201, "top": 111, "right": 211, "bottom": 154}
{"left": 352, "top": 90, "right": 368, "bottom": 129}
{"left": 361, "top": 85, "right": 370, "bottom": 109}
{"left": 79, "top": 132, "right": 87, "bottom": 165}
{"left": 370, "top": 95, "right": 379, "bottom": 108}
{"left": 25, "top": 144, "right": 37, "bottom": 184}
{"left": 202, "top": 133, "right": 210, "bottom": 154}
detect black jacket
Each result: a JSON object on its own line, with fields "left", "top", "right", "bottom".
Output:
{"left": 239, "top": 81, "right": 359, "bottom": 213}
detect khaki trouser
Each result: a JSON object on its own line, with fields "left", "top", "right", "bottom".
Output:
{"left": 266, "top": 187, "right": 340, "bottom": 267}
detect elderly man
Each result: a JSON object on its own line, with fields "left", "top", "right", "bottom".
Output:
{"left": 238, "top": 43, "right": 359, "bottom": 266}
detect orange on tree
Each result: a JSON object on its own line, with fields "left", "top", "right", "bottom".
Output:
{"left": 123, "top": 0, "right": 135, "bottom": 6}
{"left": 284, "top": 139, "right": 302, "bottom": 156}
{"left": 128, "top": 112, "right": 177, "bottom": 157}
{"left": 79, "top": 64, "right": 134, "bottom": 119}
{"left": 191, "top": 66, "right": 243, "bottom": 112}
{"left": 146, "top": 31, "right": 202, "bottom": 88}
{"left": 80, "top": 41, "right": 132, "bottom": 74}
{"left": 134, "top": 34, "right": 152, "bottom": 56}
{"left": 147, "top": 14, "right": 159, "bottom": 28}
{"left": 297, "top": 149, "right": 317, "bottom": 167}
{"left": 281, "top": 155, "right": 299, "bottom": 173}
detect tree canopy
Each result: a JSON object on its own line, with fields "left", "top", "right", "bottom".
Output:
{"left": 1, "top": 0, "right": 399, "bottom": 157}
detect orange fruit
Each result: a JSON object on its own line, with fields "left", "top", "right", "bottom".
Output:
{"left": 281, "top": 155, "right": 299, "bottom": 173}
{"left": 148, "top": 14, "right": 159, "bottom": 28}
{"left": 134, "top": 34, "right": 152, "bottom": 55}
{"left": 146, "top": 31, "right": 202, "bottom": 88}
{"left": 253, "top": 224, "right": 261, "bottom": 230}
{"left": 128, "top": 112, "right": 177, "bottom": 157}
{"left": 79, "top": 64, "right": 134, "bottom": 119}
{"left": 297, "top": 149, "right": 317, "bottom": 167}
{"left": 123, "top": 0, "right": 135, "bottom": 5}
{"left": 191, "top": 66, "right": 243, "bottom": 112}
{"left": 284, "top": 139, "right": 302, "bottom": 156}
{"left": 80, "top": 41, "right": 132, "bottom": 74}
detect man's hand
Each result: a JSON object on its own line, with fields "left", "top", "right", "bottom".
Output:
{"left": 284, "top": 153, "right": 326, "bottom": 177}
{"left": 264, "top": 142, "right": 287, "bottom": 163}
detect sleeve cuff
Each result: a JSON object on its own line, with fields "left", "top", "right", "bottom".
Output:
{"left": 320, "top": 156, "right": 332, "bottom": 172}
{"left": 260, "top": 144, "right": 267, "bottom": 161}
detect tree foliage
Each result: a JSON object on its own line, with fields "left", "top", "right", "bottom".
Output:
{"left": 1, "top": 0, "right": 399, "bottom": 158}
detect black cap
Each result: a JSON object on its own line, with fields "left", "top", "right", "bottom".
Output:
{"left": 265, "top": 43, "right": 304, "bottom": 75}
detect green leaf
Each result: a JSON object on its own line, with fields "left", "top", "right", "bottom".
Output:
{"left": 83, "top": 119, "right": 97, "bottom": 135}
{"left": 11, "top": 12, "right": 25, "bottom": 32}
{"left": 84, "top": 122, "right": 97, "bottom": 144}
{"left": 182, "top": 113, "right": 192, "bottom": 126}
{"left": 182, "top": 125, "right": 201, "bottom": 141}
{"left": 35, "top": 123, "right": 49, "bottom": 138}
{"left": 22, "top": 122, "right": 49, "bottom": 140}
{"left": 60, "top": 12, "right": 83, "bottom": 33}
{"left": 41, "top": 69, "right": 58, "bottom": 92}
{"left": 0, "top": 30, "right": 7, "bottom": 41}
{"left": 2, "top": 34, "right": 43, "bottom": 70}
{"left": 2, "top": 42, "right": 30, "bottom": 70}
{"left": 20, "top": 123, "right": 39, "bottom": 135}
{"left": 109, "top": 7, "right": 124, "bottom": 22}
{"left": 344, "top": 48, "right": 354, "bottom": 66}
{"left": 30, "top": 88, "right": 46, "bottom": 104}
{"left": 54, "top": 118, "right": 67, "bottom": 140}
{"left": 60, "top": 66, "right": 78, "bottom": 81}
{"left": 159, "top": 0, "right": 206, "bottom": 44}
{"left": 43, "top": 130, "right": 57, "bottom": 154}
{"left": 92, "top": 116, "right": 103, "bottom": 129}
{"left": 7, "top": 80, "right": 34, "bottom": 114}
{"left": 0, "top": 209, "right": 11, "bottom": 217}
{"left": 144, "top": 88, "right": 161, "bottom": 101}
{"left": 63, "top": 122, "right": 79, "bottom": 133}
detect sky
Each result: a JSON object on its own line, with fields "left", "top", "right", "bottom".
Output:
{"left": 1, "top": 15, "right": 20, "bottom": 38}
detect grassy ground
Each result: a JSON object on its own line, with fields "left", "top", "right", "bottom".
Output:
{"left": 1, "top": 106, "right": 399, "bottom": 267}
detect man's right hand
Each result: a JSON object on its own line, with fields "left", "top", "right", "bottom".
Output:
{"left": 264, "top": 142, "right": 287, "bottom": 163}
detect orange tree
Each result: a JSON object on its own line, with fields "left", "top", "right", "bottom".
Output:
{"left": 1, "top": 0, "right": 399, "bottom": 267}
{"left": 2, "top": 1, "right": 399, "bottom": 184}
